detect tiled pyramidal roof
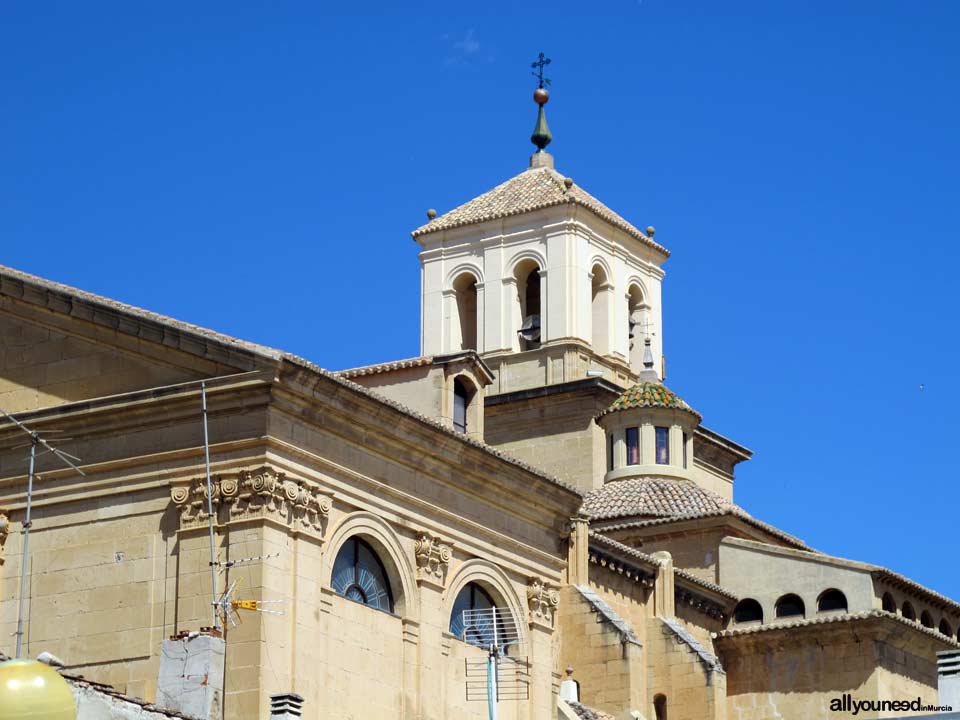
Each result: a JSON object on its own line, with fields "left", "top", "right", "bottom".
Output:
{"left": 411, "top": 165, "right": 669, "bottom": 256}
{"left": 599, "top": 381, "right": 701, "bottom": 421}
{"left": 583, "top": 477, "right": 736, "bottom": 521}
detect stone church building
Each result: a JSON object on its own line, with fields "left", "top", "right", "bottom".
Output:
{"left": 0, "top": 88, "right": 958, "bottom": 720}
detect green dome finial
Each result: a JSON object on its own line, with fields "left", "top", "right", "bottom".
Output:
{"left": 530, "top": 52, "right": 553, "bottom": 152}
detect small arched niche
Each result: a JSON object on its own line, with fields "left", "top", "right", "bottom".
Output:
{"left": 817, "top": 589, "right": 848, "bottom": 613}
{"left": 920, "top": 610, "right": 935, "bottom": 629}
{"left": 733, "top": 598, "right": 763, "bottom": 624}
{"left": 775, "top": 593, "right": 805, "bottom": 619}
{"left": 653, "top": 694, "right": 668, "bottom": 720}
{"left": 881, "top": 592, "right": 896, "bottom": 613}
{"left": 902, "top": 601, "right": 916, "bottom": 621}
{"left": 514, "top": 259, "right": 542, "bottom": 350}
{"left": 590, "top": 263, "right": 611, "bottom": 355}
{"left": 939, "top": 619, "right": 953, "bottom": 637}
{"left": 451, "top": 271, "right": 479, "bottom": 351}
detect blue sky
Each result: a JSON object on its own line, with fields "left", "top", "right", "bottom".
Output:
{"left": 2, "top": 2, "right": 958, "bottom": 598}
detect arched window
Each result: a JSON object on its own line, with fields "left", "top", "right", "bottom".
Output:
{"left": 733, "top": 598, "right": 763, "bottom": 624}
{"left": 775, "top": 594, "right": 805, "bottom": 619}
{"left": 920, "top": 610, "right": 935, "bottom": 629}
{"left": 331, "top": 537, "right": 394, "bottom": 612}
{"left": 449, "top": 582, "right": 504, "bottom": 648}
{"left": 453, "top": 377, "right": 473, "bottom": 434}
{"left": 902, "top": 601, "right": 916, "bottom": 621}
{"left": 881, "top": 592, "right": 896, "bottom": 613}
{"left": 515, "top": 260, "right": 542, "bottom": 351}
{"left": 591, "top": 264, "right": 611, "bottom": 354}
{"left": 627, "top": 284, "right": 647, "bottom": 370}
{"left": 817, "top": 589, "right": 848, "bottom": 613}
{"left": 452, "top": 273, "right": 478, "bottom": 351}
{"left": 939, "top": 619, "right": 953, "bottom": 637}
{"left": 654, "top": 694, "right": 667, "bottom": 720}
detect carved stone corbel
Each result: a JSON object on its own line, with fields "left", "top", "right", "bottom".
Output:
{"left": 169, "top": 466, "right": 332, "bottom": 539}
{"left": 413, "top": 531, "right": 452, "bottom": 588}
{"left": 527, "top": 577, "right": 560, "bottom": 629}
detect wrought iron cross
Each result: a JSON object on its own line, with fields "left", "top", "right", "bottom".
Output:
{"left": 531, "top": 52, "right": 551, "bottom": 88}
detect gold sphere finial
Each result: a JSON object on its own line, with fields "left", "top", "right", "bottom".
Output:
{"left": 534, "top": 87, "right": 549, "bottom": 106}
{"left": 426, "top": 209, "right": 437, "bottom": 221}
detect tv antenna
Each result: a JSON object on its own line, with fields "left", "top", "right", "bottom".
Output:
{"left": 461, "top": 607, "right": 529, "bottom": 719}
{"left": 0, "top": 408, "right": 85, "bottom": 658}
{"left": 213, "top": 576, "right": 285, "bottom": 628}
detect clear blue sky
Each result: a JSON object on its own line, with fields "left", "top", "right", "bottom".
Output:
{"left": 2, "top": 3, "right": 958, "bottom": 598}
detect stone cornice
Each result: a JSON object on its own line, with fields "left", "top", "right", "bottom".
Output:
{"left": 170, "top": 465, "right": 331, "bottom": 539}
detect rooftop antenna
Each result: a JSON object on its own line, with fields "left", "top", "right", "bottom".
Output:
{"left": 0, "top": 409, "right": 85, "bottom": 658}
{"left": 200, "top": 381, "right": 220, "bottom": 631}
{"left": 213, "top": 576, "right": 285, "bottom": 629}
{"left": 462, "top": 607, "right": 528, "bottom": 720}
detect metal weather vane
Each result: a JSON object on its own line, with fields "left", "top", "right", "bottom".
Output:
{"left": 531, "top": 52, "right": 551, "bottom": 88}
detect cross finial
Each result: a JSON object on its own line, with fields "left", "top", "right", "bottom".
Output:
{"left": 531, "top": 52, "right": 551, "bottom": 89}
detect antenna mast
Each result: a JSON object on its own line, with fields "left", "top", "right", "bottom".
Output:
{"left": 0, "top": 409, "right": 85, "bottom": 658}
{"left": 201, "top": 382, "right": 220, "bottom": 630}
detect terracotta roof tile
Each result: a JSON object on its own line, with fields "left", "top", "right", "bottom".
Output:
{"left": 592, "top": 506, "right": 810, "bottom": 550}
{"left": 715, "top": 610, "right": 960, "bottom": 647}
{"left": 411, "top": 166, "right": 669, "bottom": 256}
{"left": 337, "top": 356, "right": 434, "bottom": 377}
{"left": 565, "top": 701, "right": 616, "bottom": 720}
{"left": 598, "top": 381, "right": 701, "bottom": 421}
{"left": 584, "top": 477, "right": 736, "bottom": 520}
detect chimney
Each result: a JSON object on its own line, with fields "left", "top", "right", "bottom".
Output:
{"left": 938, "top": 650, "right": 960, "bottom": 710}
{"left": 270, "top": 693, "right": 304, "bottom": 720}
{"left": 156, "top": 631, "right": 226, "bottom": 720}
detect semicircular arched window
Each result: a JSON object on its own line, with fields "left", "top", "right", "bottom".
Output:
{"left": 449, "top": 582, "right": 503, "bottom": 648}
{"left": 733, "top": 598, "right": 763, "bottom": 624}
{"left": 775, "top": 593, "right": 805, "bottom": 619}
{"left": 817, "top": 589, "right": 848, "bottom": 613}
{"left": 902, "top": 601, "right": 916, "bottom": 621}
{"left": 332, "top": 537, "right": 394, "bottom": 612}
{"left": 881, "top": 592, "right": 896, "bottom": 613}
{"left": 920, "top": 610, "right": 935, "bottom": 629}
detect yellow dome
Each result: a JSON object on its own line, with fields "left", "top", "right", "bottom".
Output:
{"left": 0, "top": 659, "right": 76, "bottom": 720}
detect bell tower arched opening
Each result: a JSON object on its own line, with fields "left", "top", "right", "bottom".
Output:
{"left": 451, "top": 272, "right": 478, "bottom": 351}
{"left": 591, "top": 263, "right": 611, "bottom": 355}
{"left": 515, "top": 259, "right": 542, "bottom": 351}
{"left": 627, "top": 284, "right": 648, "bottom": 372}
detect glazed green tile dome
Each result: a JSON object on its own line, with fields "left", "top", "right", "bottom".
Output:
{"left": 599, "top": 382, "right": 701, "bottom": 421}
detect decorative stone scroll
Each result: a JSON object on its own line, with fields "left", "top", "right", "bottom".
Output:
{"left": 170, "top": 466, "right": 331, "bottom": 538}
{"left": 527, "top": 577, "right": 560, "bottom": 628}
{"left": 413, "top": 531, "right": 452, "bottom": 586}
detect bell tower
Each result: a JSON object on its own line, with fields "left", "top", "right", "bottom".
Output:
{"left": 410, "top": 57, "right": 672, "bottom": 489}
{"left": 412, "top": 61, "right": 669, "bottom": 396}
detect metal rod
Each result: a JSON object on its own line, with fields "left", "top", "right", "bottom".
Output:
{"left": 201, "top": 382, "right": 220, "bottom": 630}
{"left": 14, "top": 434, "right": 38, "bottom": 658}
{"left": 488, "top": 611, "right": 499, "bottom": 720}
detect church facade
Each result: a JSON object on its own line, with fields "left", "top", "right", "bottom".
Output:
{"left": 0, "top": 88, "right": 957, "bottom": 720}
